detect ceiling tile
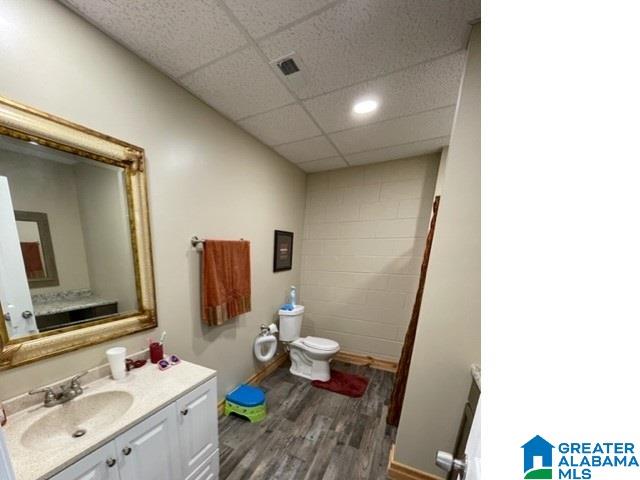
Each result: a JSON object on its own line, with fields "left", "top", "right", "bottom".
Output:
{"left": 298, "top": 157, "right": 348, "bottom": 173}
{"left": 330, "top": 107, "right": 455, "bottom": 155}
{"left": 61, "top": 0, "right": 478, "bottom": 169}
{"left": 345, "top": 138, "right": 449, "bottom": 166}
{"left": 62, "top": 0, "right": 247, "bottom": 77}
{"left": 304, "top": 51, "right": 466, "bottom": 133}
{"left": 258, "top": 0, "right": 479, "bottom": 98}
{"left": 273, "top": 136, "right": 339, "bottom": 164}
{"left": 223, "top": 0, "right": 337, "bottom": 39}
{"left": 238, "top": 104, "right": 321, "bottom": 146}
{"left": 180, "top": 47, "right": 294, "bottom": 120}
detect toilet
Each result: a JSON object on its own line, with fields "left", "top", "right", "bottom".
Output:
{"left": 278, "top": 305, "right": 340, "bottom": 382}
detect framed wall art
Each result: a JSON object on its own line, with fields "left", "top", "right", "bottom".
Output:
{"left": 273, "top": 230, "right": 293, "bottom": 272}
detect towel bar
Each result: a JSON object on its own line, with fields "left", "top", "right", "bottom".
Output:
{"left": 191, "top": 236, "right": 204, "bottom": 248}
{"left": 191, "top": 236, "right": 245, "bottom": 248}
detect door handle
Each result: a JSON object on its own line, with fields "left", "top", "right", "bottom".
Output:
{"left": 435, "top": 451, "right": 467, "bottom": 477}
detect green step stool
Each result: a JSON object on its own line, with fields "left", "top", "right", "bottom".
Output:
{"left": 224, "top": 384, "right": 266, "bottom": 423}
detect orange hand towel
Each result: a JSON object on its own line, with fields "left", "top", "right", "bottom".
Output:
{"left": 201, "top": 240, "right": 251, "bottom": 326}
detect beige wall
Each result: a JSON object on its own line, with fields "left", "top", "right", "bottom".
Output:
{"left": 434, "top": 147, "right": 448, "bottom": 196}
{"left": 0, "top": 152, "right": 91, "bottom": 295}
{"left": 300, "top": 155, "right": 439, "bottom": 359}
{"left": 0, "top": 0, "right": 305, "bottom": 401}
{"left": 395, "top": 24, "right": 480, "bottom": 474}
{"left": 75, "top": 162, "right": 138, "bottom": 313}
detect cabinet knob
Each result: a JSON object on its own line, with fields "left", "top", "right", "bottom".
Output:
{"left": 181, "top": 408, "right": 189, "bottom": 416}
{"left": 122, "top": 446, "right": 132, "bottom": 456}
{"left": 106, "top": 458, "right": 117, "bottom": 468}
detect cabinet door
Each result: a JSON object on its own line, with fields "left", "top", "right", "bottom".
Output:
{"left": 185, "top": 449, "right": 219, "bottom": 480}
{"left": 0, "top": 177, "right": 38, "bottom": 337}
{"left": 115, "top": 403, "right": 181, "bottom": 480}
{"left": 0, "top": 428, "right": 16, "bottom": 480}
{"left": 175, "top": 378, "right": 218, "bottom": 479}
{"left": 50, "top": 442, "right": 119, "bottom": 480}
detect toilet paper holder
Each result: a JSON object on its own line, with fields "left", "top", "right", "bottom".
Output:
{"left": 259, "top": 323, "right": 278, "bottom": 336}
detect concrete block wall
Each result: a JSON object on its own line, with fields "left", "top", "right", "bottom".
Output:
{"left": 300, "top": 154, "right": 440, "bottom": 360}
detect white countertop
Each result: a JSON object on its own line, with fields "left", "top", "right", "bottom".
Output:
{"left": 3, "top": 360, "right": 216, "bottom": 480}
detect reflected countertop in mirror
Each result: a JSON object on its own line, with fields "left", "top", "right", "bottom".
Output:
{"left": 31, "top": 289, "right": 117, "bottom": 317}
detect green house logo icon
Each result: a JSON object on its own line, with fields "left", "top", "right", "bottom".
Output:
{"left": 522, "top": 435, "right": 555, "bottom": 479}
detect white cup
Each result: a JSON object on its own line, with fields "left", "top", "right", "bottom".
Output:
{"left": 106, "top": 347, "right": 127, "bottom": 380}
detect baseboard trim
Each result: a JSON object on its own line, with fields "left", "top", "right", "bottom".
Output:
{"left": 217, "top": 351, "right": 289, "bottom": 416}
{"left": 335, "top": 350, "right": 398, "bottom": 373}
{"left": 387, "top": 444, "right": 444, "bottom": 480}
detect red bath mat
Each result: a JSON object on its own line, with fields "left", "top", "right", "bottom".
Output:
{"left": 311, "top": 369, "right": 369, "bottom": 397}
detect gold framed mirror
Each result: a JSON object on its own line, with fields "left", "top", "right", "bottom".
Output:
{"left": 0, "top": 95, "right": 156, "bottom": 369}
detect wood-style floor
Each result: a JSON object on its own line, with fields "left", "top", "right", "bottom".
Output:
{"left": 218, "top": 361, "right": 396, "bottom": 480}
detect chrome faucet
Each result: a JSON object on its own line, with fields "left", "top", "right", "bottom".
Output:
{"left": 29, "top": 371, "right": 88, "bottom": 407}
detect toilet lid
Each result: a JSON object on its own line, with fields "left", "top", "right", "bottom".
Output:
{"left": 303, "top": 336, "right": 339, "bottom": 351}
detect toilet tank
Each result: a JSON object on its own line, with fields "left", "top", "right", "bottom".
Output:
{"left": 278, "top": 305, "right": 305, "bottom": 341}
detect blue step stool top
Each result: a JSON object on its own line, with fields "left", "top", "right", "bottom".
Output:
{"left": 226, "top": 384, "right": 265, "bottom": 407}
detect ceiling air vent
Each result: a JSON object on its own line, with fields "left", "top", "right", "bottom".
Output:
{"left": 277, "top": 58, "right": 300, "bottom": 76}
{"left": 270, "top": 52, "right": 307, "bottom": 89}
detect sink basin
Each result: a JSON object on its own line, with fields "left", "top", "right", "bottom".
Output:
{"left": 20, "top": 391, "right": 134, "bottom": 450}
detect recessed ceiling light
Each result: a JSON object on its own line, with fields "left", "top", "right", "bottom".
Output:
{"left": 353, "top": 99, "right": 379, "bottom": 114}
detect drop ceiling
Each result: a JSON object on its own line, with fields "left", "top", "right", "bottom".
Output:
{"left": 60, "top": 0, "right": 480, "bottom": 172}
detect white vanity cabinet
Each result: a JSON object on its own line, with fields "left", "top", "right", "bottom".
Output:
{"left": 114, "top": 403, "right": 182, "bottom": 480}
{"left": 51, "top": 377, "right": 218, "bottom": 480}
{"left": 175, "top": 379, "right": 219, "bottom": 480}
{"left": 49, "top": 442, "right": 119, "bottom": 480}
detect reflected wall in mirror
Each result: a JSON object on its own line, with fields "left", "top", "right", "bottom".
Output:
{"left": 0, "top": 135, "right": 138, "bottom": 339}
{"left": 0, "top": 95, "right": 156, "bottom": 369}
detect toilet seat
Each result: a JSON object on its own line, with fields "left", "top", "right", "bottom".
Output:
{"left": 291, "top": 336, "right": 339, "bottom": 355}
{"left": 302, "top": 336, "right": 339, "bottom": 352}
{"left": 253, "top": 334, "right": 277, "bottom": 362}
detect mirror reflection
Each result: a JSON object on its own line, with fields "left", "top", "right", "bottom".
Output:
{"left": 0, "top": 135, "right": 139, "bottom": 340}
{"left": 16, "top": 210, "right": 58, "bottom": 286}
{"left": 19, "top": 219, "right": 48, "bottom": 279}
{"left": 18, "top": 219, "right": 47, "bottom": 280}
